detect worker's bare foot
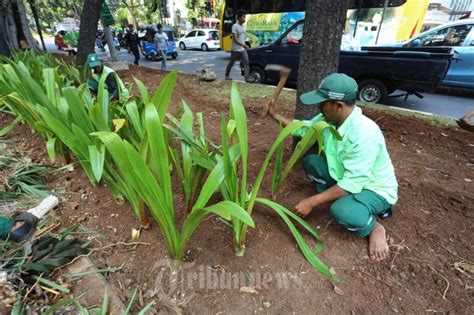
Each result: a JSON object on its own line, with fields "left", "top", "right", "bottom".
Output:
{"left": 369, "top": 222, "right": 389, "bottom": 261}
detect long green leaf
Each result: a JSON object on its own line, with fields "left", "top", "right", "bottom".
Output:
{"left": 88, "top": 144, "right": 105, "bottom": 182}
{"left": 152, "top": 71, "right": 178, "bottom": 119}
{"left": 124, "top": 288, "right": 138, "bottom": 315}
{"left": 138, "top": 300, "right": 157, "bottom": 315}
{"left": 101, "top": 289, "right": 108, "bottom": 315}
{"left": 256, "top": 198, "right": 337, "bottom": 281}
{"left": 0, "top": 116, "right": 21, "bottom": 136}
{"left": 230, "top": 82, "right": 248, "bottom": 208}
{"left": 43, "top": 68, "right": 57, "bottom": 107}
{"left": 145, "top": 105, "right": 173, "bottom": 210}
{"left": 237, "top": 121, "right": 307, "bottom": 248}
{"left": 134, "top": 77, "right": 151, "bottom": 104}
{"left": 126, "top": 101, "right": 144, "bottom": 139}
{"left": 31, "top": 275, "right": 71, "bottom": 293}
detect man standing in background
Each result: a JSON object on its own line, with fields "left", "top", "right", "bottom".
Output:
{"left": 154, "top": 24, "right": 169, "bottom": 70}
{"left": 125, "top": 24, "right": 140, "bottom": 66}
{"left": 225, "top": 9, "right": 251, "bottom": 82}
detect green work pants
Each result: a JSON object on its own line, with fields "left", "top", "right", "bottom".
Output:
{"left": 303, "top": 154, "right": 391, "bottom": 237}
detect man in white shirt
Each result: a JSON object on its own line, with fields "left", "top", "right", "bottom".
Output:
{"left": 154, "top": 24, "right": 169, "bottom": 70}
{"left": 225, "top": 9, "right": 251, "bottom": 82}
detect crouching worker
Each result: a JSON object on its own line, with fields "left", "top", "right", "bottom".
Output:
{"left": 265, "top": 73, "right": 398, "bottom": 261}
{"left": 86, "top": 53, "right": 129, "bottom": 102}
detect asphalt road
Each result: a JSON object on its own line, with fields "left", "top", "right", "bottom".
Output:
{"left": 45, "top": 37, "right": 473, "bottom": 119}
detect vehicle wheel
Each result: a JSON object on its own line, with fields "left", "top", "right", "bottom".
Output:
{"left": 172, "top": 53, "right": 177, "bottom": 59}
{"left": 179, "top": 42, "right": 186, "bottom": 50}
{"left": 201, "top": 43, "right": 209, "bottom": 51}
{"left": 358, "top": 79, "right": 388, "bottom": 104}
{"left": 249, "top": 66, "right": 266, "bottom": 84}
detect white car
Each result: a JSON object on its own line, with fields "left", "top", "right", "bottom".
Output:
{"left": 178, "top": 29, "right": 220, "bottom": 51}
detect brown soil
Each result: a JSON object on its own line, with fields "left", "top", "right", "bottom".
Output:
{"left": 1, "top": 65, "right": 473, "bottom": 314}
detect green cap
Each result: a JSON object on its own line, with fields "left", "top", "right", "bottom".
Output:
{"left": 87, "top": 53, "right": 102, "bottom": 68}
{"left": 300, "top": 73, "right": 357, "bottom": 105}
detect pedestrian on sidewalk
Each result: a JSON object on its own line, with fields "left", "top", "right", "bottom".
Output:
{"left": 225, "top": 9, "right": 251, "bottom": 82}
{"left": 154, "top": 24, "right": 169, "bottom": 70}
{"left": 125, "top": 24, "right": 140, "bottom": 65}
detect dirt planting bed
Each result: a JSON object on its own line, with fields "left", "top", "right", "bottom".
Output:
{"left": 1, "top": 65, "right": 473, "bottom": 314}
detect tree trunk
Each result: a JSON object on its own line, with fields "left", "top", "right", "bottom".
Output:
{"left": 76, "top": 0, "right": 104, "bottom": 67}
{"left": 104, "top": 25, "right": 117, "bottom": 61}
{"left": 0, "top": 0, "right": 20, "bottom": 50}
{"left": 0, "top": 32, "right": 11, "bottom": 57}
{"left": 28, "top": 0, "right": 46, "bottom": 51}
{"left": 16, "top": 0, "right": 40, "bottom": 51}
{"left": 295, "top": 0, "right": 350, "bottom": 120}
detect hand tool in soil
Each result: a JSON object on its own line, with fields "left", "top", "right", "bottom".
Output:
{"left": 2, "top": 195, "right": 58, "bottom": 242}
{"left": 261, "top": 64, "right": 291, "bottom": 117}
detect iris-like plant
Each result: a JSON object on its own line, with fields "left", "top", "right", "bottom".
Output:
{"left": 0, "top": 57, "right": 149, "bottom": 228}
{"left": 217, "top": 82, "right": 339, "bottom": 280}
{"left": 1, "top": 52, "right": 340, "bottom": 280}
{"left": 94, "top": 104, "right": 254, "bottom": 260}
{"left": 166, "top": 102, "right": 221, "bottom": 212}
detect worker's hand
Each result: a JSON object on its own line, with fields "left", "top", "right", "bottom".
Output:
{"left": 294, "top": 197, "right": 316, "bottom": 217}
{"left": 243, "top": 44, "right": 250, "bottom": 50}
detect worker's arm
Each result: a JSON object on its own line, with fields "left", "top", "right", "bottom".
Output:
{"left": 295, "top": 185, "right": 349, "bottom": 217}
{"left": 268, "top": 106, "right": 293, "bottom": 127}
{"left": 105, "top": 73, "right": 119, "bottom": 101}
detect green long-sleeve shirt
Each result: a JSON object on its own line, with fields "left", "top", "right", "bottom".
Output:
{"left": 294, "top": 106, "right": 398, "bottom": 205}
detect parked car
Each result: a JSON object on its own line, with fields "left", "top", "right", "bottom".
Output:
{"left": 245, "top": 20, "right": 453, "bottom": 104}
{"left": 138, "top": 25, "right": 178, "bottom": 60}
{"left": 178, "top": 29, "right": 220, "bottom": 51}
{"left": 380, "top": 19, "right": 474, "bottom": 89}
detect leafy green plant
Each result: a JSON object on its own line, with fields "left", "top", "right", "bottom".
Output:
{"left": 166, "top": 102, "right": 221, "bottom": 212}
{"left": 38, "top": 287, "right": 156, "bottom": 315}
{"left": 2, "top": 225, "right": 92, "bottom": 313}
{"left": 0, "top": 142, "right": 50, "bottom": 200}
{"left": 217, "top": 82, "right": 339, "bottom": 280}
{"left": 271, "top": 120, "right": 342, "bottom": 197}
{"left": 1, "top": 165, "right": 50, "bottom": 199}
{"left": 0, "top": 55, "right": 150, "bottom": 228}
{"left": 93, "top": 103, "right": 255, "bottom": 260}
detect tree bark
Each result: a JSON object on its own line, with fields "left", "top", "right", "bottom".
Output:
{"left": 1, "top": 0, "right": 20, "bottom": 50}
{"left": 76, "top": 0, "right": 104, "bottom": 67}
{"left": 295, "top": 0, "right": 350, "bottom": 120}
{"left": 104, "top": 25, "right": 117, "bottom": 61}
{"left": 28, "top": 0, "right": 47, "bottom": 51}
{"left": 16, "top": 0, "right": 40, "bottom": 51}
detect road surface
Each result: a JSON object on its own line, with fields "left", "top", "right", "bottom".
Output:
{"left": 44, "top": 37, "right": 473, "bottom": 119}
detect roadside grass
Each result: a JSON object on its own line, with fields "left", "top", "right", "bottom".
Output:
{"left": 207, "top": 80, "right": 296, "bottom": 104}
{"left": 208, "top": 81, "right": 458, "bottom": 128}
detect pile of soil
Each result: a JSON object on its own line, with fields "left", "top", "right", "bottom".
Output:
{"left": 1, "top": 65, "right": 473, "bottom": 313}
